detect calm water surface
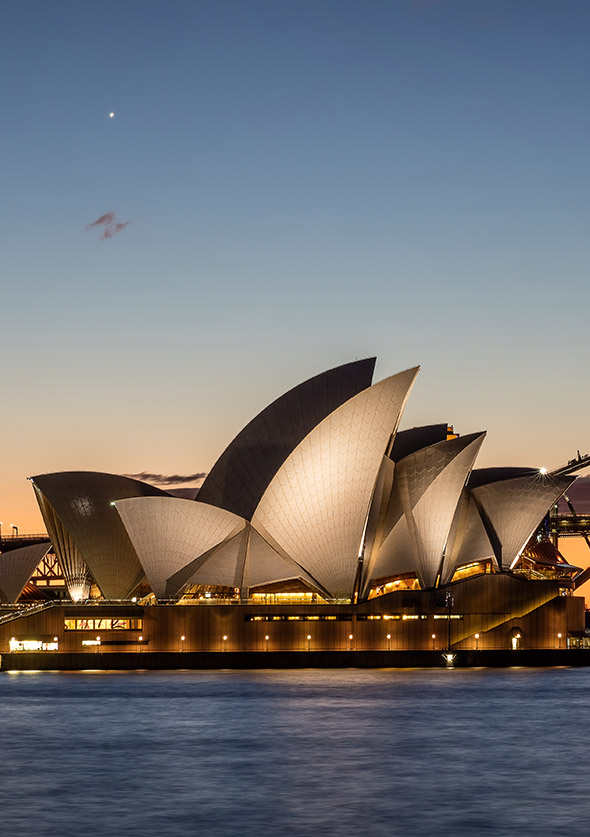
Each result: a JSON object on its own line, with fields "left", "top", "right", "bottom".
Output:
{"left": 0, "top": 667, "right": 588, "bottom": 836}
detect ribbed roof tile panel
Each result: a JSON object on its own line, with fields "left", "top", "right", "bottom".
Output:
{"left": 114, "top": 497, "right": 246, "bottom": 598}
{"left": 0, "top": 542, "right": 51, "bottom": 603}
{"left": 32, "top": 472, "right": 170, "bottom": 599}
{"left": 390, "top": 424, "right": 449, "bottom": 463}
{"left": 442, "top": 489, "right": 496, "bottom": 584}
{"left": 245, "top": 527, "right": 320, "bottom": 590}
{"left": 400, "top": 433, "right": 479, "bottom": 509}
{"left": 365, "top": 433, "right": 485, "bottom": 589}
{"left": 252, "top": 368, "right": 419, "bottom": 598}
{"left": 34, "top": 484, "right": 92, "bottom": 601}
{"left": 197, "top": 358, "right": 376, "bottom": 520}
{"left": 472, "top": 473, "right": 575, "bottom": 569}
{"left": 408, "top": 434, "right": 485, "bottom": 586}
{"left": 182, "top": 527, "right": 250, "bottom": 590}
{"left": 365, "top": 515, "right": 416, "bottom": 586}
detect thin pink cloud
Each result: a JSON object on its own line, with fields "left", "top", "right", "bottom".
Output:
{"left": 86, "top": 212, "right": 130, "bottom": 240}
{"left": 102, "top": 221, "right": 130, "bottom": 240}
{"left": 86, "top": 212, "right": 116, "bottom": 231}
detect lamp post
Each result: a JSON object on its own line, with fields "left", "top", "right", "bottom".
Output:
{"left": 265, "top": 634, "right": 269, "bottom": 651}
{"left": 445, "top": 591, "right": 454, "bottom": 650}
{"left": 223, "top": 635, "right": 228, "bottom": 651}
{"left": 139, "top": 635, "right": 143, "bottom": 652}
{"left": 475, "top": 633, "right": 480, "bottom": 651}
{"left": 387, "top": 633, "right": 391, "bottom": 651}
{"left": 306, "top": 634, "right": 311, "bottom": 651}
{"left": 180, "top": 635, "right": 185, "bottom": 652}
{"left": 0, "top": 522, "right": 3, "bottom": 541}
{"left": 557, "top": 632, "right": 562, "bottom": 649}
{"left": 348, "top": 633, "right": 354, "bottom": 651}
{"left": 432, "top": 633, "right": 436, "bottom": 650}
{"left": 96, "top": 636, "right": 101, "bottom": 654}
{"left": 11, "top": 524, "right": 18, "bottom": 538}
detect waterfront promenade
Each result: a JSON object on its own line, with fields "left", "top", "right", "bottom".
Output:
{"left": 4, "top": 648, "right": 590, "bottom": 671}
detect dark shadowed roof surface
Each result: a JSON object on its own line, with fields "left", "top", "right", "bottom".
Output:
{"left": 390, "top": 424, "right": 449, "bottom": 462}
{"left": 468, "top": 467, "right": 538, "bottom": 489}
{"left": 197, "top": 358, "right": 376, "bottom": 520}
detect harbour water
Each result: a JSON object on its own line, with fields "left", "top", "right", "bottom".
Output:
{"left": 0, "top": 668, "right": 588, "bottom": 836}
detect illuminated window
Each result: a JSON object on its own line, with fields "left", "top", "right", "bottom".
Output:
{"left": 357, "top": 614, "right": 400, "bottom": 621}
{"left": 450, "top": 561, "right": 494, "bottom": 582}
{"left": 433, "top": 614, "right": 464, "bottom": 620}
{"left": 368, "top": 574, "right": 421, "bottom": 599}
{"left": 64, "top": 618, "right": 142, "bottom": 631}
{"left": 245, "top": 614, "right": 353, "bottom": 622}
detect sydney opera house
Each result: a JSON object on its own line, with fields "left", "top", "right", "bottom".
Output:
{"left": 0, "top": 359, "right": 585, "bottom": 658}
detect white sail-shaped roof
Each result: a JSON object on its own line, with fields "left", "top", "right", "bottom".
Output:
{"left": 114, "top": 497, "right": 245, "bottom": 599}
{"left": 471, "top": 472, "right": 574, "bottom": 570}
{"left": 0, "top": 542, "right": 51, "bottom": 603}
{"left": 365, "top": 433, "right": 485, "bottom": 590}
{"left": 197, "top": 358, "right": 376, "bottom": 520}
{"left": 31, "top": 472, "right": 169, "bottom": 599}
{"left": 34, "top": 483, "right": 92, "bottom": 601}
{"left": 252, "top": 368, "right": 419, "bottom": 598}
{"left": 245, "top": 526, "right": 322, "bottom": 591}
{"left": 441, "top": 489, "right": 496, "bottom": 584}
{"left": 366, "top": 510, "right": 416, "bottom": 586}
{"left": 180, "top": 524, "right": 321, "bottom": 593}
{"left": 176, "top": 527, "right": 250, "bottom": 591}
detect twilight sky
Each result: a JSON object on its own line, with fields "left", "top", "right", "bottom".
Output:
{"left": 2, "top": 0, "right": 589, "bottom": 531}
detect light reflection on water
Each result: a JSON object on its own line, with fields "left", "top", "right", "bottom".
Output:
{"left": 0, "top": 667, "right": 589, "bottom": 836}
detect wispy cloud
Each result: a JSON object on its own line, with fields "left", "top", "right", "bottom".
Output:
{"left": 124, "top": 471, "right": 208, "bottom": 486}
{"left": 86, "top": 211, "right": 130, "bottom": 240}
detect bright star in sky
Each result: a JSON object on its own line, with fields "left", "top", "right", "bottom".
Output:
{"left": 109, "top": 112, "right": 115, "bottom": 118}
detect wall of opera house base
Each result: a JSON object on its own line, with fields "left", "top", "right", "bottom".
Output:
{"left": 0, "top": 576, "right": 584, "bottom": 655}
{"left": 5, "top": 649, "right": 590, "bottom": 671}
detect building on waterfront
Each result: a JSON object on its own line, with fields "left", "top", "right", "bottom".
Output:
{"left": 0, "top": 359, "right": 586, "bottom": 655}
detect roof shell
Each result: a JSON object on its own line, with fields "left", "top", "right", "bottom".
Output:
{"left": 114, "top": 496, "right": 246, "bottom": 599}
{"left": 365, "top": 432, "right": 485, "bottom": 590}
{"left": 252, "top": 367, "right": 419, "bottom": 598}
{"left": 0, "top": 541, "right": 51, "bottom": 603}
{"left": 471, "top": 472, "right": 575, "bottom": 570}
{"left": 32, "top": 472, "right": 169, "bottom": 599}
{"left": 197, "top": 358, "right": 376, "bottom": 520}
{"left": 441, "top": 488, "right": 496, "bottom": 584}
{"left": 389, "top": 424, "right": 449, "bottom": 463}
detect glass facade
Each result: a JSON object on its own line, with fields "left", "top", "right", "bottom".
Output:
{"left": 64, "top": 618, "right": 143, "bottom": 631}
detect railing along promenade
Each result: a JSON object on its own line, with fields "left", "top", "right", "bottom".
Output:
{"left": 0, "top": 601, "right": 56, "bottom": 626}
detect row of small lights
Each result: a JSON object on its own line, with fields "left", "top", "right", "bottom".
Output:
{"left": 8, "top": 631, "right": 567, "bottom": 651}
{"left": 129, "top": 630, "right": 566, "bottom": 651}
{"left": 170, "top": 630, "right": 565, "bottom": 650}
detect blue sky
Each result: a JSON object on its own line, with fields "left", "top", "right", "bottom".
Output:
{"left": 2, "top": 0, "right": 589, "bottom": 528}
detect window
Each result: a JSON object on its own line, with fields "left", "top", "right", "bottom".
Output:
{"left": 64, "top": 618, "right": 142, "bottom": 631}
{"left": 245, "top": 614, "right": 352, "bottom": 622}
